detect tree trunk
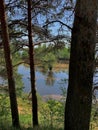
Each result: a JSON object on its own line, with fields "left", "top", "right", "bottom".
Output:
{"left": 0, "top": 0, "right": 20, "bottom": 128}
{"left": 27, "top": 0, "right": 38, "bottom": 127}
{"left": 64, "top": 0, "right": 97, "bottom": 130}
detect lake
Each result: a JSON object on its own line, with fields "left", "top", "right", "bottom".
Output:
{"left": 0, "top": 65, "right": 98, "bottom": 97}
{"left": 18, "top": 65, "right": 68, "bottom": 96}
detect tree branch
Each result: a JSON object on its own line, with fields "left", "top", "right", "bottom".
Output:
{"left": 43, "top": 20, "right": 72, "bottom": 30}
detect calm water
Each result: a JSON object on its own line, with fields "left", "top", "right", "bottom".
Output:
{"left": 18, "top": 65, "right": 68, "bottom": 96}
{"left": 0, "top": 65, "right": 98, "bottom": 97}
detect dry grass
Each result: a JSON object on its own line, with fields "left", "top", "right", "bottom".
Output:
{"left": 54, "top": 63, "right": 69, "bottom": 71}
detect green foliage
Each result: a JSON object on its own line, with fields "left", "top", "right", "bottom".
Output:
{"left": 0, "top": 43, "right": 24, "bottom": 96}
{"left": 0, "top": 124, "right": 63, "bottom": 130}
{"left": 57, "top": 47, "right": 70, "bottom": 59}
{"left": 14, "top": 72, "right": 24, "bottom": 96}
{"left": 19, "top": 114, "right": 32, "bottom": 127}
{"left": 42, "top": 52, "right": 56, "bottom": 70}
{"left": 35, "top": 44, "right": 70, "bottom": 61}
{"left": 90, "top": 104, "right": 98, "bottom": 129}
{"left": 0, "top": 93, "right": 64, "bottom": 129}
{"left": 34, "top": 44, "right": 70, "bottom": 71}
{"left": 0, "top": 94, "right": 98, "bottom": 130}
{"left": 40, "top": 99, "right": 64, "bottom": 128}
{"left": 0, "top": 94, "right": 11, "bottom": 121}
{"left": 43, "top": 52, "right": 56, "bottom": 62}
{"left": 21, "top": 50, "right": 28, "bottom": 60}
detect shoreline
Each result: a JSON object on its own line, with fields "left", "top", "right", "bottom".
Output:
{"left": 42, "top": 94, "right": 98, "bottom": 104}
{"left": 42, "top": 94, "right": 66, "bottom": 102}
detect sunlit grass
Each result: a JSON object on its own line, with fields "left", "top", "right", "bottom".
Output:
{"left": 0, "top": 93, "right": 98, "bottom": 130}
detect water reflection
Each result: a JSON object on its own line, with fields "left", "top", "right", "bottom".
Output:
{"left": 1, "top": 65, "right": 98, "bottom": 97}
{"left": 18, "top": 65, "right": 68, "bottom": 96}
{"left": 46, "top": 70, "right": 55, "bottom": 86}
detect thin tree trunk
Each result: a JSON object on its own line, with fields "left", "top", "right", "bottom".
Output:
{"left": 27, "top": 0, "right": 38, "bottom": 127}
{"left": 64, "top": 0, "right": 97, "bottom": 130}
{"left": 0, "top": 0, "right": 20, "bottom": 128}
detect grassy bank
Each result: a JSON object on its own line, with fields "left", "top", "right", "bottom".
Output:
{"left": 0, "top": 92, "right": 98, "bottom": 130}
{"left": 0, "top": 93, "right": 64, "bottom": 130}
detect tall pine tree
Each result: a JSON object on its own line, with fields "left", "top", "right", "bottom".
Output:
{"left": 0, "top": 0, "right": 20, "bottom": 128}
{"left": 64, "top": 0, "right": 97, "bottom": 130}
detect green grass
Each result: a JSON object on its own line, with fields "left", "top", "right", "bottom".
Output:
{"left": 0, "top": 93, "right": 98, "bottom": 130}
{"left": 0, "top": 124, "right": 63, "bottom": 130}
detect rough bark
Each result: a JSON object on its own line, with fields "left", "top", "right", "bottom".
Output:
{"left": 0, "top": 0, "right": 20, "bottom": 128}
{"left": 64, "top": 0, "right": 97, "bottom": 130}
{"left": 27, "top": 0, "right": 38, "bottom": 127}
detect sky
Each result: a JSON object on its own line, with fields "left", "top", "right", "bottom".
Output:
{"left": 4, "top": 0, "right": 75, "bottom": 46}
